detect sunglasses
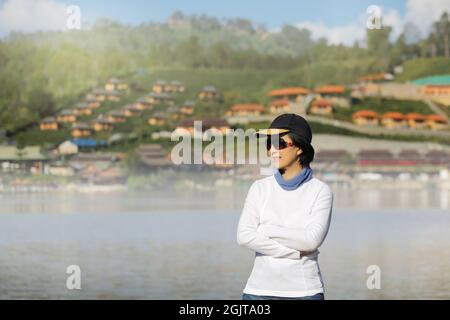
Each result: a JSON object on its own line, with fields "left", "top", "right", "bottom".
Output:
{"left": 266, "top": 137, "right": 294, "bottom": 151}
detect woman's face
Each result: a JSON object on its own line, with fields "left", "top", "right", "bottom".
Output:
{"left": 268, "top": 133, "right": 303, "bottom": 169}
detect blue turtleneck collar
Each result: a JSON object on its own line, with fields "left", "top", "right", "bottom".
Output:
{"left": 274, "top": 166, "right": 313, "bottom": 191}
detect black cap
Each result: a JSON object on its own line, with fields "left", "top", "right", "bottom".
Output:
{"left": 256, "top": 113, "right": 313, "bottom": 144}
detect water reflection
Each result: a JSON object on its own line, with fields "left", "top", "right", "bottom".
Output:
{"left": 0, "top": 205, "right": 449, "bottom": 299}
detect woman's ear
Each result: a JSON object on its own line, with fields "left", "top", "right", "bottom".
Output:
{"left": 296, "top": 148, "right": 303, "bottom": 156}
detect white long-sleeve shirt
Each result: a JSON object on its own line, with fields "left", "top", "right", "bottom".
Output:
{"left": 237, "top": 175, "right": 333, "bottom": 297}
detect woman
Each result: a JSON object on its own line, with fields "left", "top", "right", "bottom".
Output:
{"left": 237, "top": 113, "right": 334, "bottom": 300}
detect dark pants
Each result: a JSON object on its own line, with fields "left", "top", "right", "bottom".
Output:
{"left": 242, "top": 292, "right": 324, "bottom": 300}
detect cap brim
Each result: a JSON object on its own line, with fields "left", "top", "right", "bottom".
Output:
{"left": 255, "top": 128, "right": 290, "bottom": 136}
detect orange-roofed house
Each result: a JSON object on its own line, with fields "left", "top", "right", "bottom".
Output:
{"left": 269, "top": 99, "right": 291, "bottom": 114}
{"left": 425, "top": 114, "right": 449, "bottom": 130}
{"left": 268, "top": 87, "right": 310, "bottom": 102}
{"left": 359, "top": 73, "right": 393, "bottom": 83}
{"left": 380, "top": 112, "right": 407, "bottom": 129}
{"left": 405, "top": 113, "right": 427, "bottom": 129}
{"left": 422, "top": 85, "right": 450, "bottom": 106}
{"left": 226, "top": 104, "right": 265, "bottom": 117}
{"left": 309, "top": 99, "right": 333, "bottom": 116}
{"left": 315, "top": 85, "right": 350, "bottom": 108}
{"left": 352, "top": 110, "right": 379, "bottom": 126}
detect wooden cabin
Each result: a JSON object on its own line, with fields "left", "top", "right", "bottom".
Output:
{"left": 121, "top": 104, "right": 141, "bottom": 117}
{"left": 85, "top": 98, "right": 101, "bottom": 109}
{"left": 92, "top": 89, "right": 121, "bottom": 102}
{"left": 148, "top": 112, "right": 168, "bottom": 126}
{"left": 352, "top": 110, "right": 379, "bottom": 126}
{"left": 57, "top": 110, "right": 77, "bottom": 123}
{"left": 92, "top": 118, "right": 114, "bottom": 132}
{"left": 40, "top": 117, "right": 59, "bottom": 131}
{"left": 269, "top": 99, "right": 290, "bottom": 114}
{"left": 167, "top": 81, "right": 185, "bottom": 94}
{"left": 135, "top": 98, "right": 154, "bottom": 110}
{"left": 405, "top": 113, "right": 427, "bottom": 129}
{"left": 309, "top": 99, "right": 333, "bottom": 115}
{"left": 105, "top": 111, "right": 127, "bottom": 124}
{"left": 226, "top": 104, "right": 265, "bottom": 117}
{"left": 105, "top": 78, "right": 128, "bottom": 92}
{"left": 198, "top": 86, "right": 220, "bottom": 101}
{"left": 73, "top": 102, "right": 93, "bottom": 116}
{"left": 380, "top": 112, "right": 407, "bottom": 129}
{"left": 180, "top": 101, "right": 195, "bottom": 115}
{"left": 152, "top": 80, "right": 169, "bottom": 94}
{"left": 71, "top": 122, "right": 93, "bottom": 138}
{"left": 145, "top": 92, "right": 174, "bottom": 105}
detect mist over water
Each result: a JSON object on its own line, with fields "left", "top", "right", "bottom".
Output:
{"left": 0, "top": 187, "right": 449, "bottom": 299}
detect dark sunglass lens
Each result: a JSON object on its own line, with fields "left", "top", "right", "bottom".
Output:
{"left": 266, "top": 138, "right": 271, "bottom": 150}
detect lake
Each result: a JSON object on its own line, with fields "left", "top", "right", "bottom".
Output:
{"left": 0, "top": 189, "right": 449, "bottom": 299}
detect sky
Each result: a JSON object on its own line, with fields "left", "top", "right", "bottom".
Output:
{"left": 0, "top": 0, "right": 449, "bottom": 45}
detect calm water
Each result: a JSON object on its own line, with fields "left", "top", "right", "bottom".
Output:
{"left": 0, "top": 190, "right": 449, "bottom": 299}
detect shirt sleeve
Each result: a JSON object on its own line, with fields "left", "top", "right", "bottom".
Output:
{"left": 259, "top": 184, "right": 333, "bottom": 252}
{"left": 237, "top": 180, "right": 301, "bottom": 260}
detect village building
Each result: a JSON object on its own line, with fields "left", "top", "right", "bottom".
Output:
{"left": 421, "top": 85, "right": 450, "bottom": 106}
{"left": 269, "top": 99, "right": 291, "bottom": 114}
{"left": 121, "top": 104, "right": 142, "bottom": 117}
{"left": 73, "top": 102, "right": 93, "bottom": 116}
{"left": 380, "top": 112, "right": 407, "bottom": 129}
{"left": 57, "top": 110, "right": 77, "bottom": 123}
{"left": 0, "top": 146, "right": 50, "bottom": 174}
{"left": 315, "top": 85, "right": 349, "bottom": 107}
{"left": 397, "top": 149, "right": 424, "bottom": 166}
{"left": 424, "top": 150, "right": 450, "bottom": 165}
{"left": 71, "top": 122, "right": 93, "bottom": 138}
{"left": 58, "top": 140, "right": 78, "bottom": 156}
{"left": 85, "top": 97, "right": 101, "bottom": 109}
{"left": 40, "top": 117, "right": 59, "bottom": 131}
{"left": 198, "top": 86, "right": 220, "bottom": 101}
{"left": 167, "top": 80, "right": 185, "bottom": 94}
{"left": 92, "top": 118, "right": 114, "bottom": 132}
{"left": 268, "top": 87, "right": 310, "bottom": 104}
{"left": 425, "top": 114, "right": 448, "bottom": 130}
{"left": 105, "top": 111, "right": 127, "bottom": 124}
{"left": 356, "top": 149, "right": 397, "bottom": 166}
{"left": 180, "top": 101, "right": 195, "bottom": 114}
{"left": 148, "top": 112, "right": 168, "bottom": 126}
{"left": 135, "top": 98, "right": 154, "bottom": 110}
{"left": 309, "top": 99, "right": 333, "bottom": 115}
{"left": 145, "top": 92, "right": 174, "bottom": 105}
{"left": 352, "top": 110, "right": 379, "bottom": 126}
{"left": 136, "top": 144, "right": 172, "bottom": 168}
{"left": 105, "top": 78, "right": 128, "bottom": 92}
{"left": 152, "top": 80, "right": 169, "bottom": 94}
{"left": 226, "top": 104, "right": 265, "bottom": 117}
{"left": 405, "top": 113, "right": 427, "bottom": 129}
{"left": 91, "top": 89, "right": 121, "bottom": 102}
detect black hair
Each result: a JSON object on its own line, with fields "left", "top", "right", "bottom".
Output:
{"left": 287, "top": 132, "right": 315, "bottom": 167}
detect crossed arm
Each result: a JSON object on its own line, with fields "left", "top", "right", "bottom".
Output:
{"left": 237, "top": 182, "right": 333, "bottom": 259}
